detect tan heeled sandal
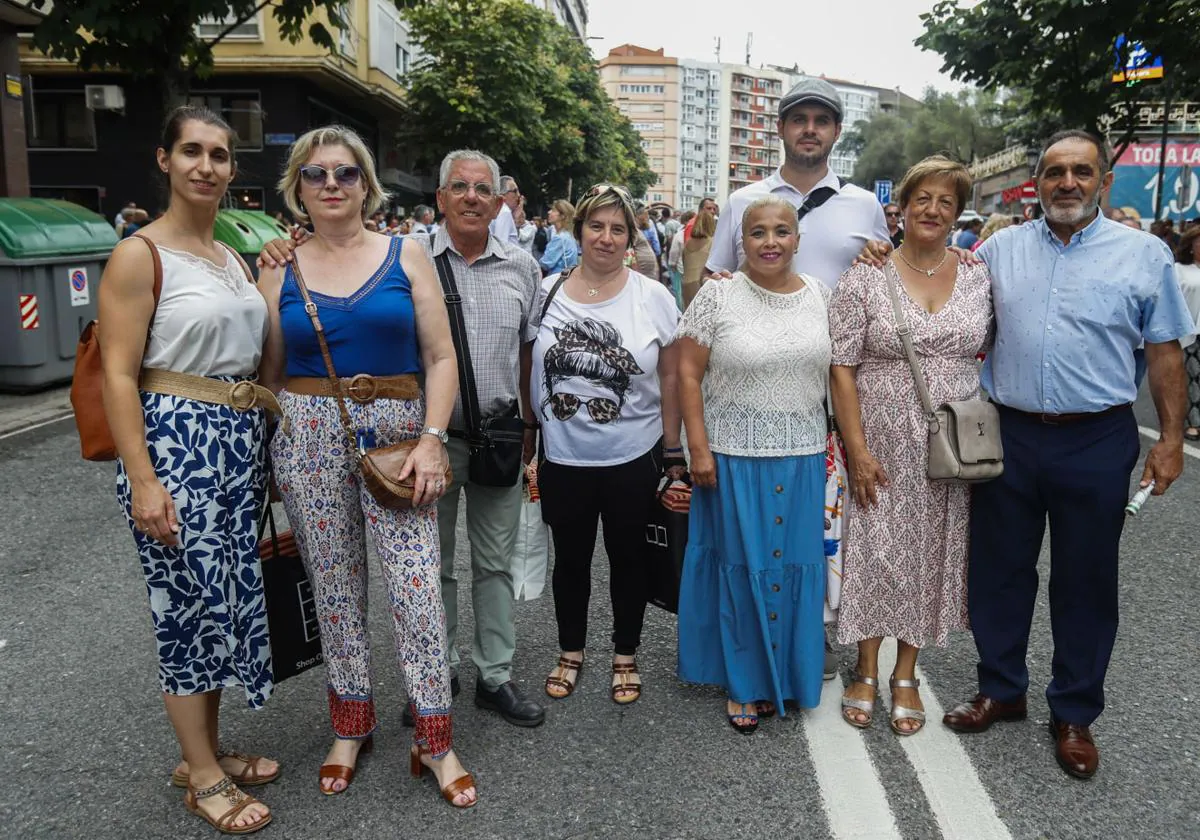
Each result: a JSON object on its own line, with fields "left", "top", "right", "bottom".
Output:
{"left": 318, "top": 736, "right": 373, "bottom": 795}
{"left": 545, "top": 655, "right": 584, "bottom": 699}
{"left": 171, "top": 750, "right": 280, "bottom": 789}
{"left": 889, "top": 676, "right": 926, "bottom": 736}
{"left": 410, "top": 745, "right": 478, "bottom": 809}
{"left": 184, "top": 776, "right": 272, "bottom": 835}
{"left": 841, "top": 672, "right": 878, "bottom": 729}
{"left": 611, "top": 660, "right": 642, "bottom": 705}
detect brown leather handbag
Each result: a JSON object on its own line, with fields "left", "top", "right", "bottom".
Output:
{"left": 71, "top": 234, "right": 163, "bottom": 461}
{"left": 290, "top": 260, "right": 449, "bottom": 509}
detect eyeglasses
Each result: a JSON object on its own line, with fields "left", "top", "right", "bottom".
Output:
{"left": 445, "top": 180, "right": 495, "bottom": 199}
{"left": 885, "top": 210, "right": 902, "bottom": 217}
{"left": 299, "top": 164, "right": 362, "bottom": 188}
{"left": 548, "top": 392, "right": 620, "bottom": 423}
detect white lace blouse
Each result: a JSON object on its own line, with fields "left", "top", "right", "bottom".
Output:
{"left": 675, "top": 271, "right": 831, "bottom": 457}
{"left": 141, "top": 244, "right": 267, "bottom": 377}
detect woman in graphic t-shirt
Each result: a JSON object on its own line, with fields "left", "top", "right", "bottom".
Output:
{"left": 532, "top": 183, "right": 685, "bottom": 707}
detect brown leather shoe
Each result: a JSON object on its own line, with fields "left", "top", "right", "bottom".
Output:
{"left": 1050, "top": 719, "right": 1099, "bottom": 779}
{"left": 942, "top": 693, "right": 1027, "bottom": 733}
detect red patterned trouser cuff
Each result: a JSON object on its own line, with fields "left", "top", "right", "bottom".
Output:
{"left": 328, "top": 686, "right": 377, "bottom": 738}
{"left": 412, "top": 704, "right": 453, "bottom": 757}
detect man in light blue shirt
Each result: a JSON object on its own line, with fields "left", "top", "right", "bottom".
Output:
{"left": 942, "top": 131, "right": 1193, "bottom": 781}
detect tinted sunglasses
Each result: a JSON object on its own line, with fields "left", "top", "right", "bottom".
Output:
{"left": 299, "top": 164, "right": 362, "bottom": 188}
{"left": 548, "top": 392, "right": 620, "bottom": 423}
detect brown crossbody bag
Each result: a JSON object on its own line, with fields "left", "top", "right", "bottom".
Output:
{"left": 290, "top": 259, "right": 450, "bottom": 508}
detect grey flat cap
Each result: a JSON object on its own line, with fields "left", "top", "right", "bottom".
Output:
{"left": 779, "top": 77, "right": 843, "bottom": 121}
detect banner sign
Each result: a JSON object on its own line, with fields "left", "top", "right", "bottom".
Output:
{"left": 1110, "top": 142, "right": 1200, "bottom": 221}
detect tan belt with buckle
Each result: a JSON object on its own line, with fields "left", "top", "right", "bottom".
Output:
{"left": 140, "top": 368, "right": 283, "bottom": 416}
{"left": 285, "top": 374, "right": 421, "bottom": 403}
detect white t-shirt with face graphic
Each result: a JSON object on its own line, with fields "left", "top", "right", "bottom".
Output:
{"left": 534, "top": 270, "right": 680, "bottom": 467}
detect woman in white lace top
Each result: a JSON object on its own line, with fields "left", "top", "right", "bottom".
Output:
{"left": 675, "top": 196, "right": 832, "bottom": 734}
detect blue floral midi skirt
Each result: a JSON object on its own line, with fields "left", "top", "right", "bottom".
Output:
{"left": 677, "top": 452, "right": 826, "bottom": 713}
{"left": 116, "top": 379, "right": 273, "bottom": 709}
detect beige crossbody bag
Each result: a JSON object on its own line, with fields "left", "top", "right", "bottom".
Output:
{"left": 883, "top": 264, "right": 1004, "bottom": 484}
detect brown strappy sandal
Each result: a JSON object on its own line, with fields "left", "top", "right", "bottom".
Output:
{"left": 611, "top": 659, "right": 642, "bottom": 705}
{"left": 410, "top": 746, "right": 478, "bottom": 809}
{"left": 172, "top": 750, "right": 280, "bottom": 789}
{"left": 184, "top": 776, "right": 272, "bottom": 835}
{"left": 545, "top": 655, "right": 584, "bottom": 699}
{"left": 318, "top": 736, "right": 373, "bottom": 796}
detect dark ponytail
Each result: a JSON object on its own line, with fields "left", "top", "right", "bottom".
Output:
{"left": 160, "top": 105, "right": 238, "bottom": 163}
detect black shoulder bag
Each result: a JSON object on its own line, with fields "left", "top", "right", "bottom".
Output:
{"left": 434, "top": 251, "right": 526, "bottom": 487}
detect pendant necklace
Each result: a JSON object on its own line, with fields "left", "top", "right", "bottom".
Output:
{"left": 895, "top": 246, "right": 949, "bottom": 277}
{"left": 584, "top": 274, "right": 617, "bottom": 297}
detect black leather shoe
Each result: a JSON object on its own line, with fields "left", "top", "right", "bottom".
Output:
{"left": 475, "top": 680, "right": 545, "bottom": 727}
{"left": 403, "top": 675, "right": 461, "bottom": 727}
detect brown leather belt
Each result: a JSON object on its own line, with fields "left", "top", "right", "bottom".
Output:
{"left": 140, "top": 368, "right": 282, "bottom": 415}
{"left": 285, "top": 374, "right": 421, "bottom": 403}
{"left": 1001, "top": 403, "right": 1130, "bottom": 425}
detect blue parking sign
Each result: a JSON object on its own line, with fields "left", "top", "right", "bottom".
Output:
{"left": 874, "top": 180, "right": 893, "bottom": 205}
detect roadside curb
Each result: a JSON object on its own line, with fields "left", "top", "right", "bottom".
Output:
{"left": 0, "top": 387, "right": 73, "bottom": 438}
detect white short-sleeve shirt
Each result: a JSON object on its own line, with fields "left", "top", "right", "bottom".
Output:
{"left": 707, "top": 167, "right": 889, "bottom": 289}
{"left": 533, "top": 270, "right": 679, "bottom": 467}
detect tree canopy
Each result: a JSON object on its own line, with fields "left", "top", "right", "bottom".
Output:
{"left": 29, "top": 0, "right": 353, "bottom": 104}
{"left": 841, "top": 88, "right": 1022, "bottom": 186}
{"left": 401, "top": 0, "right": 655, "bottom": 208}
{"left": 917, "top": 0, "right": 1200, "bottom": 152}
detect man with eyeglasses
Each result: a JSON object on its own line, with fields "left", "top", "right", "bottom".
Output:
{"left": 884, "top": 202, "right": 904, "bottom": 248}
{"left": 416, "top": 151, "right": 545, "bottom": 728}
{"left": 489, "top": 174, "right": 521, "bottom": 246}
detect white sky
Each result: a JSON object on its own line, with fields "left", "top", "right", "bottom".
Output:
{"left": 587, "top": 0, "right": 966, "bottom": 98}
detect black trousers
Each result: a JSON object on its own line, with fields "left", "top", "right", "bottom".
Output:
{"left": 968, "top": 405, "right": 1139, "bottom": 726}
{"left": 539, "top": 448, "right": 660, "bottom": 656}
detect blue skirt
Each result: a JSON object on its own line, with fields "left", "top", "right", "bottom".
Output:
{"left": 677, "top": 452, "right": 826, "bottom": 713}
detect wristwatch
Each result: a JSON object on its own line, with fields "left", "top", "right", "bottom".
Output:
{"left": 422, "top": 426, "right": 449, "bottom": 444}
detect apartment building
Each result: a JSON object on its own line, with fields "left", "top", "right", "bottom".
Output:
{"left": 719, "top": 64, "right": 786, "bottom": 203}
{"left": 528, "top": 0, "right": 588, "bottom": 39}
{"left": 19, "top": 0, "right": 427, "bottom": 218}
{"left": 676, "top": 59, "right": 722, "bottom": 214}
{"left": 598, "top": 45, "right": 680, "bottom": 206}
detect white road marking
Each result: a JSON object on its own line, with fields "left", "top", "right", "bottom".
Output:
{"left": 878, "top": 640, "right": 1014, "bottom": 840}
{"left": 803, "top": 677, "right": 903, "bottom": 840}
{"left": 1138, "top": 426, "right": 1200, "bottom": 460}
{"left": 0, "top": 411, "right": 75, "bottom": 441}
{"left": 0, "top": 639, "right": 6, "bottom": 650}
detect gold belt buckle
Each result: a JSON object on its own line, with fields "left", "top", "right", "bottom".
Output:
{"left": 229, "top": 380, "right": 259, "bottom": 411}
{"left": 346, "top": 373, "right": 378, "bottom": 403}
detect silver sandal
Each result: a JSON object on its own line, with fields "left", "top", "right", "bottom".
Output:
{"left": 889, "top": 676, "right": 926, "bottom": 736}
{"left": 841, "top": 672, "right": 878, "bottom": 729}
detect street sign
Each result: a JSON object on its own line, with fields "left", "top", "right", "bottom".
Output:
{"left": 874, "top": 180, "right": 892, "bottom": 205}
{"left": 1113, "top": 35, "right": 1164, "bottom": 84}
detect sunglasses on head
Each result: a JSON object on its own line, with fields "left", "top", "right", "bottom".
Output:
{"left": 586, "top": 183, "right": 634, "bottom": 202}
{"left": 445, "top": 180, "right": 496, "bottom": 199}
{"left": 299, "top": 164, "right": 362, "bottom": 188}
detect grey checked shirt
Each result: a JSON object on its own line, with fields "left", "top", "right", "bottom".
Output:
{"left": 415, "top": 227, "right": 541, "bottom": 431}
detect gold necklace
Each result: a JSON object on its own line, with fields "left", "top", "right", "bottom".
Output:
{"left": 583, "top": 272, "right": 618, "bottom": 297}
{"left": 894, "top": 245, "right": 949, "bottom": 277}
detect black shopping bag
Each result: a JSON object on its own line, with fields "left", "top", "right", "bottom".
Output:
{"left": 258, "top": 505, "right": 323, "bottom": 683}
{"left": 643, "top": 476, "right": 691, "bottom": 614}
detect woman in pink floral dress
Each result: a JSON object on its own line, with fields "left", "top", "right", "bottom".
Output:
{"left": 829, "top": 156, "right": 992, "bottom": 736}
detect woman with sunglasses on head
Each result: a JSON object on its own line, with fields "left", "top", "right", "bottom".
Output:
{"left": 675, "top": 196, "right": 832, "bottom": 734}
{"left": 534, "top": 183, "right": 685, "bottom": 705}
{"left": 539, "top": 199, "right": 580, "bottom": 276}
{"left": 256, "top": 126, "right": 476, "bottom": 808}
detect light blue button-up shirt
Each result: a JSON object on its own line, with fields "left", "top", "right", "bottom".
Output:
{"left": 979, "top": 213, "right": 1194, "bottom": 414}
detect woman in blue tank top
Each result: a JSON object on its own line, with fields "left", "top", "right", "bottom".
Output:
{"left": 258, "top": 125, "right": 476, "bottom": 808}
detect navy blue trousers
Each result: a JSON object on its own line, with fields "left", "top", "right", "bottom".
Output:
{"left": 968, "top": 405, "right": 1139, "bottom": 726}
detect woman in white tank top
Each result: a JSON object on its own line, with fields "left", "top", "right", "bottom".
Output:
{"left": 99, "top": 106, "right": 277, "bottom": 834}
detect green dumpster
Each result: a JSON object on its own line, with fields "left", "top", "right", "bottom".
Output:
{"left": 214, "top": 210, "right": 291, "bottom": 279}
{"left": 0, "top": 198, "right": 118, "bottom": 391}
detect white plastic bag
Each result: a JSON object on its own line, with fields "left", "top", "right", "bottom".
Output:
{"left": 512, "top": 464, "right": 550, "bottom": 601}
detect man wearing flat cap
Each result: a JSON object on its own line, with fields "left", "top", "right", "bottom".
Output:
{"left": 707, "top": 77, "right": 888, "bottom": 290}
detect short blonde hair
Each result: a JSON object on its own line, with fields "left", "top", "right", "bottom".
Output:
{"left": 278, "top": 125, "right": 389, "bottom": 225}
{"left": 896, "top": 155, "right": 972, "bottom": 217}
{"left": 740, "top": 195, "right": 799, "bottom": 234}
{"left": 691, "top": 209, "right": 717, "bottom": 239}
{"left": 573, "top": 185, "right": 637, "bottom": 247}
{"left": 979, "top": 212, "right": 1013, "bottom": 243}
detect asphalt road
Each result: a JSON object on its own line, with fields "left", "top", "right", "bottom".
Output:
{"left": 1, "top": 390, "right": 1197, "bottom": 840}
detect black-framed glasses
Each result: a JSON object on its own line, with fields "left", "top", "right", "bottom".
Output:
{"left": 445, "top": 180, "right": 495, "bottom": 199}
{"left": 885, "top": 210, "right": 902, "bottom": 217}
{"left": 299, "top": 164, "right": 362, "bottom": 188}
{"left": 548, "top": 392, "right": 619, "bottom": 423}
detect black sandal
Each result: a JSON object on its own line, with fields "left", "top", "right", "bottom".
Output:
{"left": 726, "top": 702, "right": 759, "bottom": 735}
